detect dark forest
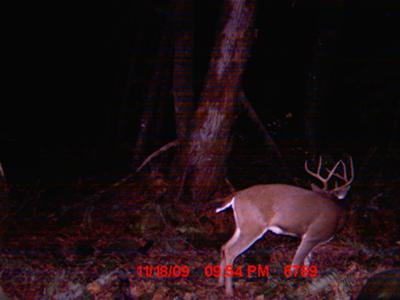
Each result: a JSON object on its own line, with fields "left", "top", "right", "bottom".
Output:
{"left": 1, "top": 0, "right": 400, "bottom": 298}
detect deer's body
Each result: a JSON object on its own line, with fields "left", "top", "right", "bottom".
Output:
{"left": 216, "top": 158, "right": 354, "bottom": 296}
{"left": 219, "top": 184, "right": 343, "bottom": 240}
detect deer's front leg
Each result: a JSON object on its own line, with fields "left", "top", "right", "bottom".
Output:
{"left": 218, "top": 249, "right": 226, "bottom": 286}
{"left": 290, "top": 237, "right": 319, "bottom": 272}
{"left": 304, "top": 251, "right": 312, "bottom": 267}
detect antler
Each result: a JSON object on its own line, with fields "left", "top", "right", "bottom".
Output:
{"left": 328, "top": 157, "right": 354, "bottom": 192}
{"left": 304, "top": 156, "right": 343, "bottom": 191}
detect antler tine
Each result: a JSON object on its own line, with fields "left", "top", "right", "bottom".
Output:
{"left": 325, "top": 160, "right": 343, "bottom": 183}
{"left": 328, "top": 157, "right": 354, "bottom": 181}
{"left": 304, "top": 159, "right": 312, "bottom": 176}
{"left": 305, "top": 156, "right": 330, "bottom": 190}
{"left": 331, "top": 156, "right": 355, "bottom": 191}
{"left": 327, "top": 160, "right": 347, "bottom": 181}
{"left": 345, "top": 156, "right": 354, "bottom": 184}
{"left": 317, "top": 155, "right": 322, "bottom": 175}
{"left": 305, "top": 156, "right": 350, "bottom": 191}
{"left": 305, "top": 157, "right": 317, "bottom": 175}
{"left": 342, "top": 160, "right": 348, "bottom": 181}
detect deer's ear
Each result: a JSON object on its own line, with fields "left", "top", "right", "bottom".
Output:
{"left": 311, "top": 183, "right": 323, "bottom": 193}
{"left": 333, "top": 185, "right": 351, "bottom": 199}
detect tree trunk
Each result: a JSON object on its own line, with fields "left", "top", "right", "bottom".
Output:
{"left": 304, "top": 2, "right": 344, "bottom": 154}
{"left": 132, "top": 29, "right": 174, "bottom": 168}
{"left": 173, "top": 0, "right": 194, "bottom": 139}
{"left": 0, "top": 162, "right": 9, "bottom": 223}
{"left": 388, "top": 100, "right": 400, "bottom": 159}
{"left": 238, "top": 90, "right": 290, "bottom": 178}
{"left": 175, "top": 0, "right": 257, "bottom": 203}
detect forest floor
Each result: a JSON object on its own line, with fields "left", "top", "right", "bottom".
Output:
{"left": 0, "top": 173, "right": 399, "bottom": 299}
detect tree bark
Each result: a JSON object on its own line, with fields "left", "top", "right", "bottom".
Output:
{"left": 0, "top": 162, "right": 9, "bottom": 224}
{"left": 172, "top": 0, "right": 194, "bottom": 139}
{"left": 238, "top": 90, "right": 282, "bottom": 159}
{"left": 304, "top": 2, "right": 344, "bottom": 154}
{"left": 132, "top": 29, "right": 174, "bottom": 167}
{"left": 388, "top": 100, "right": 400, "bottom": 159}
{"left": 238, "top": 90, "right": 291, "bottom": 178}
{"left": 175, "top": 0, "right": 257, "bottom": 203}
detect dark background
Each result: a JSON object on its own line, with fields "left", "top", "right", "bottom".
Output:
{"left": 2, "top": 0, "right": 399, "bottom": 187}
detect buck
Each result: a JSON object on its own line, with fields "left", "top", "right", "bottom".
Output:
{"left": 216, "top": 157, "right": 354, "bottom": 295}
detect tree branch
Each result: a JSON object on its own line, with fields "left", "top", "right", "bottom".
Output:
{"left": 238, "top": 90, "right": 283, "bottom": 159}
{"left": 136, "top": 140, "right": 179, "bottom": 173}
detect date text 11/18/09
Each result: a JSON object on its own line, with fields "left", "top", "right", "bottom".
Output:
{"left": 136, "top": 265, "right": 318, "bottom": 279}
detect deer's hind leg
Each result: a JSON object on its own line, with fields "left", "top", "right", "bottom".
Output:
{"left": 218, "top": 228, "right": 240, "bottom": 286}
{"left": 221, "top": 225, "right": 268, "bottom": 295}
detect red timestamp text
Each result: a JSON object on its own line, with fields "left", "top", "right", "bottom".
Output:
{"left": 137, "top": 265, "right": 190, "bottom": 278}
{"left": 204, "top": 264, "right": 270, "bottom": 278}
{"left": 283, "top": 265, "right": 318, "bottom": 278}
{"left": 135, "top": 264, "right": 318, "bottom": 279}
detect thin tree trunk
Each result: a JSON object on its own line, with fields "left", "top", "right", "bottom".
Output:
{"left": 173, "top": 0, "right": 194, "bottom": 140}
{"left": 304, "top": 2, "right": 344, "bottom": 153}
{"left": 238, "top": 90, "right": 282, "bottom": 159}
{"left": 0, "top": 162, "right": 9, "bottom": 223}
{"left": 175, "top": 0, "right": 257, "bottom": 203}
{"left": 116, "top": 29, "right": 144, "bottom": 142}
{"left": 132, "top": 29, "right": 174, "bottom": 167}
{"left": 169, "top": 0, "right": 195, "bottom": 193}
{"left": 387, "top": 100, "right": 400, "bottom": 159}
{"left": 304, "top": 58, "right": 320, "bottom": 153}
{"left": 238, "top": 90, "right": 291, "bottom": 178}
